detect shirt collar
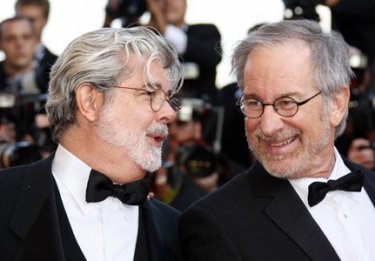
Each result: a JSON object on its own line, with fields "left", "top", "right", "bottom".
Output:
{"left": 34, "top": 44, "right": 45, "bottom": 62}
{"left": 52, "top": 144, "right": 96, "bottom": 215}
{"left": 289, "top": 147, "right": 352, "bottom": 207}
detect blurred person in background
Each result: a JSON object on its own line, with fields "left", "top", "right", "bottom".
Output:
{"left": 0, "top": 26, "right": 183, "bottom": 260}
{"left": 216, "top": 82, "right": 254, "bottom": 171}
{"left": 0, "top": 17, "right": 37, "bottom": 94}
{"left": 15, "top": 0, "right": 58, "bottom": 157}
{"left": 153, "top": 98, "right": 211, "bottom": 211}
{"left": 103, "top": 0, "right": 148, "bottom": 27}
{"left": 283, "top": 0, "right": 375, "bottom": 86}
{"left": 0, "top": 16, "right": 55, "bottom": 162}
{"left": 0, "top": 17, "right": 39, "bottom": 139}
{"left": 180, "top": 19, "right": 375, "bottom": 261}
{"left": 324, "top": 0, "right": 375, "bottom": 66}
{"left": 331, "top": 52, "right": 375, "bottom": 170}
{"left": 147, "top": 0, "right": 222, "bottom": 102}
{"left": 15, "top": 0, "right": 57, "bottom": 90}
{"left": 0, "top": 17, "right": 44, "bottom": 169}
{"left": 345, "top": 61, "right": 375, "bottom": 170}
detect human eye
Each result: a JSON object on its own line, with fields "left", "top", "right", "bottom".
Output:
{"left": 243, "top": 99, "right": 262, "bottom": 110}
{"left": 140, "top": 89, "right": 155, "bottom": 97}
{"left": 4, "top": 35, "right": 16, "bottom": 44}
{"left": 276, "top": 98, "right": 296, "bottom": 110}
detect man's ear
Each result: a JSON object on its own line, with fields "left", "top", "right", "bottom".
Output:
{"left": 329, "top": 86, "right": 350, "bottom": 127}
{"left": 75, "top": 83, "right": 104, "bottom": 121}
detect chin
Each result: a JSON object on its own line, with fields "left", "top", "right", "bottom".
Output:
{"left": 137, "top": 148, "right": 162, "bottom": 172}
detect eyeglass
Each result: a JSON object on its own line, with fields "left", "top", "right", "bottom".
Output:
{"left": 92, "top": 83, "right": 181, "bottom": 112}
{"left": 237, "top": 91, "right": 322, "bottom": 118}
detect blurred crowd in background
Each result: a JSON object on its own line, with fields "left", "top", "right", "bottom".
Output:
{"left": 1, "top": 0, "right": 375, "bottom": 211}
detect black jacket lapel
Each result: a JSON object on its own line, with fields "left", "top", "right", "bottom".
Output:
{"left": 141, "top": 200, "right": 181, "bottom": 261}
{"left": 343, "top": 157, "right": 375, "bottom": 206}
{"left": 134, "top": 204, "right": 152, "bottom": 261}
{"left": 250, "top": 162, "right": 340, "bottom": 261}
{"left": 8, "top": 155, "right": 65, "bottom": 261}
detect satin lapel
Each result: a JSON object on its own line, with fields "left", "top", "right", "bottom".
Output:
{"left": 364, "top": 172, "right": 375, "bottom": 206}
{"left": 343, "top": 157, "right": 375, "bottom": 207}
{"left": 250, "top": 162, "right": 340, "bottom": 261}
{"left": 141, "top": 201, "right": 163, "bottom": 261}
{"left": 8, "top": 155, "right": 65, "bottom": 261}
{"left": 134, "top": 204, "right": 151, "bottom": 261}
{"left": 140, "top": 200, "right": 181, "bottom": 261}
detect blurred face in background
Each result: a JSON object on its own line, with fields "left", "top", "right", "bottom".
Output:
{"left": 0, "top": 19, "right": 36, "bottom": 71}
{"left": 169, "top": 118, "right": 202, "bottom": 146}
{"left": 16, "top": 4, "right": 47, "bottom": 43}
{"left": 160, "top": 0, "right": 187, "bottom": 27}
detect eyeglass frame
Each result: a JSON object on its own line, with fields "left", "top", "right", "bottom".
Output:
{"left": 89, "top": 82, "right": 181, "bottom": 112}
{"left": 236, "top": 91, "right": 322, "bottom": 119}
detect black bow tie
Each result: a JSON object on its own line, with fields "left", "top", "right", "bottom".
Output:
{"left": 85, "top": 169, "right": 151, "bottom": 205}
{"left": 307, "top": 170, "right": 364, "bottom": 207}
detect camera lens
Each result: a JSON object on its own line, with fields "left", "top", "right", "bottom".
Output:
{"left": 0, "top": 141, "right": 42, "bottom": 169}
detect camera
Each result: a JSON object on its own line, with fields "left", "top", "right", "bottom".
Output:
{"left": 105, "top": 0, "right": 148, "bottom": 27}
{"left": 0, "top": 141, "right": 42, "bottom": 169}
{"left": 0, "top": 92, "right": 47, "bottom": 139}
{"left": 177, "top": 98, "right": 210, "bottom": 123}
{"left": 176, "top": 144, "right": 218, "bottom": 178}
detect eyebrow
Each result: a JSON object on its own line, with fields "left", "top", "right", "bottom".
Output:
{"left": 243, "top": 91, "right": 302, "bottom": 101}
{"left": 144, "top": 82, "right": 161, "bottom": 90}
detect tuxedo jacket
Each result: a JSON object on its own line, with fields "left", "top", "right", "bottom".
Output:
{"left": 180, "top": 24, "right": 222, "bottom": 101}
{"left": 0, "top": 155, "right": 181, "bottom": 261}
{"left": 179, "top": 159, "right": 375, "bottom": 261}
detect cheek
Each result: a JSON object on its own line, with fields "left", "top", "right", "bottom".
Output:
{"left": 244, "top": 118, "right": 260, "bottom": 135}
{"left": 126, "top": 109, "right": 156, "bottom": 133}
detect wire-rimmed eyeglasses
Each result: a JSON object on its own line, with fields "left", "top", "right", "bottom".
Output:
{"left": 91, "top": 83, "right": 181, "bottom": 112}
{"left": 236, "top": 91, "right": 322, "bottom": 118}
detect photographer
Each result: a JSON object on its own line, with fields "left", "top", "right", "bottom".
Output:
{"left": 0, "top": 114, "right": 42, "bottom": 169}
{"left": 283, "top": 0, "right": 375, "bottom": 66}
{"left": 103, "top": 0, "right": 222, "bottom": 102}
{"left": 103, "top": 0, "right": 148, "bottom": 27}
{"left": 147, "top": 0, "right": 222, "bottom": 102}
{"left": 346, "top": 92, "right": 375, "bottom": 170}
{"left": 0, "top": 16, "right": 56, "bottom": 160}
{"left": 153, "top": 98, "right": 209, "bottom": 211}
{"left": 0, "top": 17, "right": 39, "bottom": 138}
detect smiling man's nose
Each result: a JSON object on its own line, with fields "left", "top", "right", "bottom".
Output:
{"left": 259, "top": 106, "right": 284, "bottom": 137}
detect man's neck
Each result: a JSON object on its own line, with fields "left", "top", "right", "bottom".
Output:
{"left": 60, "top": 128, "right": 147, "bottom": 184}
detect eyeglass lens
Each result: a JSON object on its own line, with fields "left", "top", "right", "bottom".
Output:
{"left": 151, "top": 89, "right": 181, "bottom": 112}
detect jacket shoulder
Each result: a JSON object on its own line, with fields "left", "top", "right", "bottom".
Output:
{"left": 190, "top": 170, "right": 251, "bottom": 209}
{"left": 148, "top": 199, "right": 181, "bottom": 222}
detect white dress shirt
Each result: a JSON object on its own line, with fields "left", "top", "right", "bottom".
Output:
{"left": 289, "top": 148, "right": 375, "bottom": 261}
{"left": 52, "top": 144, "right": 139, "bottom": 261}
{"left": 164, "top": 24, "right": 188, "bottom": 55}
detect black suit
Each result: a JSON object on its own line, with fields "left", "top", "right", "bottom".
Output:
{"left": 34, "top": 45, "right": 58, "bottom": 93}
{"left": 330, "top": 0, "right": 375, "bottom": 64}
{"left": 179, "top": 159, "right": 375, "bottom": 261}
{"left": 180, "top": 24, "right": 222, "bottom": 102}
{"left": 0, "top": 155, "right": 181, "bottom": 261}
